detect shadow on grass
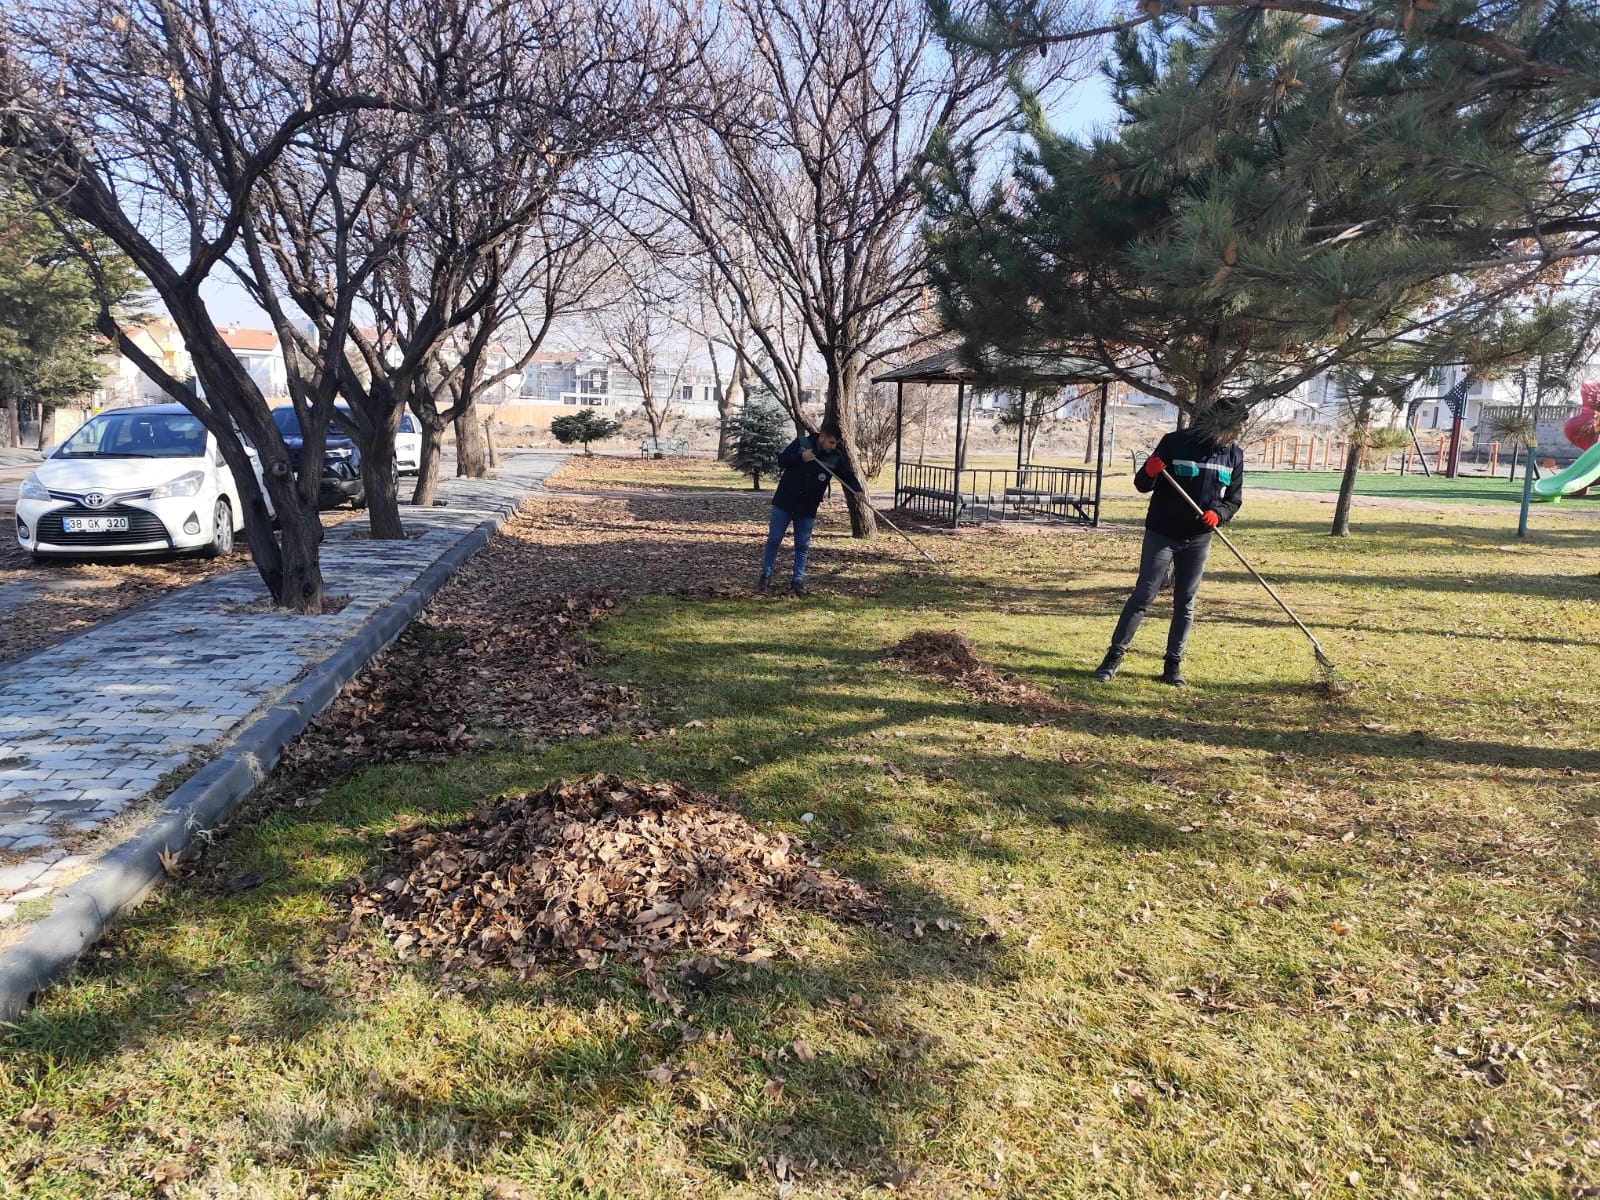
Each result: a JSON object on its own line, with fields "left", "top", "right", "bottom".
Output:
{"left": 1, "top": 683, "right": 1190, "bottom": 1189}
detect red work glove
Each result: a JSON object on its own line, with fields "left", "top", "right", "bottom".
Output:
{"left": 1200, "top": 509, "right": 1220, "bottom": 528}
{"left": 1142, "top": 454, "right": 1167, "bottom": 478}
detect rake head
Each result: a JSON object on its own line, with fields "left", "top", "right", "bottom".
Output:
{"left": 1311, "top": 642, "right": 1353, "bottom": 699}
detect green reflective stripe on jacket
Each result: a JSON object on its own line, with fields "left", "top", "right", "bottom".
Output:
{"left": 1172, "top": 459, "right": 1234, "bottom": 486}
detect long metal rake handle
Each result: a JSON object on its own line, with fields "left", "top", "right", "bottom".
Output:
{"left": 1157, "top": 467, "right": 1335, "bottom": 668}
{"left": 807, "top": 453, "right": 952, "bottom": 576}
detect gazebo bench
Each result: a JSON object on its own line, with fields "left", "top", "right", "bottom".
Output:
{"left": 898, "top": 485, "right": 965, "bottom": 506}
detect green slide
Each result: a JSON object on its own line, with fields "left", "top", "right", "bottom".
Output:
{"left": 1532, "top": 442, "right": 1600, "bottom": 501}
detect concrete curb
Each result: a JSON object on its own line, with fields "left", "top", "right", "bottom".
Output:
{"left": 0, "top": 489, "right": 523, "bottom": 1020}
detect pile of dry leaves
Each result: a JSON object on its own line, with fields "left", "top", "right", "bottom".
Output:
{"left": 884, "top": 630, "right": 1060, "bottom": 710}
{"left": 348, "top": 774, "right": 876, "bottom": 980}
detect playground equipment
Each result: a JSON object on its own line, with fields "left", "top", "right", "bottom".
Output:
{"left": 1532, "top": 382, "right": 1600, "bottom": 501}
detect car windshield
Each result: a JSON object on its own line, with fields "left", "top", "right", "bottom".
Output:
{"left": 271, "top": 407, "right": 355, "bottom": 440}
{"left": 56, "top": 411, "right": 207, "bottom": 459}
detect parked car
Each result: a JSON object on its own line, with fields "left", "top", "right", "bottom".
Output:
{"left": 270, "top": 405, "right": 368, "bottom": 508}
{"left": 14, "top": 404, "right": 260, "bottom": 561}
{"left": 396, "top": 411, "right": 422, "bottom": 476}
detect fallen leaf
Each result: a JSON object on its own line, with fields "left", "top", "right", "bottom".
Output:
{"left": 1125, "top": 1079, "right": 1150, "bottom": 1117}
{"left": 792, "top": 1039, "right": 815, "bottom": 1063}
{"left": 16, "top": 1104, "right": 55, "bottom": 1133}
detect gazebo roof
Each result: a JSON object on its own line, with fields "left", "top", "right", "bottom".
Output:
{"left": 872, "top": 348, "right": 1116, "bottom": 386}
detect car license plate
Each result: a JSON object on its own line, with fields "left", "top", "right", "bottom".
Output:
{"left": 62, "top": 516, "right": 129, "bottom": 533}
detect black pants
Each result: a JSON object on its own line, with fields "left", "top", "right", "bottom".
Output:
{"left": 1109, "top": 528, "right": 1212, "bottom": 661}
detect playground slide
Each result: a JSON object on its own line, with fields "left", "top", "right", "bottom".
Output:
{"left": 1532, "top": 441, "right": 1600, "bottom": 501}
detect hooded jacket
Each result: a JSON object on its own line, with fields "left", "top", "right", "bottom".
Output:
{"left": 1135, "top": 428, "right": 1244, "bottom": 538}
{"left": 772, "top": 434, "right": 861, "bottom": 519}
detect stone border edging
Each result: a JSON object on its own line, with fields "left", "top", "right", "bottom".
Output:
{"left": 0, "top": 498, "right": 517, "bottom": 1020}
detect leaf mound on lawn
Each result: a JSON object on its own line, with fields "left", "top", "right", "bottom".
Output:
{"left": 884, "top": 630, "right": 1058, "bottom": 710}
{"left": 353, "top": 774, "right": 877, "bottom": 974}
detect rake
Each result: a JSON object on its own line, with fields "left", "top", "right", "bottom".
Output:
{"left": 808, "top": 454, "right": 952, "bottom": 577}
{"left": 1157, "top": 468, "right": 1348, "bottom": 694}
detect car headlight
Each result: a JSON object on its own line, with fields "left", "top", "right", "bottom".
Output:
{"left": 150, "top": 470, "right": 206, "bottom": 499}
{"left": 19, "top": 476, "right": 50, "bottom": 502}
{"left": 325, "top": 447, "right": 353, "bottom": 460}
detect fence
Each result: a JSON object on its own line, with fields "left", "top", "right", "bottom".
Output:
{"left": 1251, "top": 435, "right": 1348, "bottom": 470}
{"left": 894, "top": 461, "right": 1099, "bottom": 526}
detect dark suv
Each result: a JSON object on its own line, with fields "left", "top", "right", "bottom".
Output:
{"left": 270, "top": 406, "right": 366, "bottom": 508}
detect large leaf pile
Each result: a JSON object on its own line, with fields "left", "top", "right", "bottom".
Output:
{"left": 884, "top": 630, "right": 1060, "bottom": 710}
{"left": 351, "top": 774, "right": 877, "bottom": 977}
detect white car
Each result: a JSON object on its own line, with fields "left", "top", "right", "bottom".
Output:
{"left": 396, "top": 411, "right": 422, "bottom": 476}
{"left": 15, "top": 404, "right": 263, "bottom": 561}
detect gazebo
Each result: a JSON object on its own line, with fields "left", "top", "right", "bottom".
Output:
{"left": 873, "top": 349, "right": 1117, "bottom": 528}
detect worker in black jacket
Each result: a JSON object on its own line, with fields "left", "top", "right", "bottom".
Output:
{"left": 1094, "top": 415, "right": 1245, "bottom": 687}
{"left": 760, "top": 420, "right": 862, "bottom": 597}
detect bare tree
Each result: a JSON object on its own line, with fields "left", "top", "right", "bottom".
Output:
{"left": 590, "top": 253, "right": 698, "bottom": 443}
{"left": 0, "top": 0, "right": 402, "bottom": 610}
{"left": 644, "top": 0, "right": 1093, "bottom": 535}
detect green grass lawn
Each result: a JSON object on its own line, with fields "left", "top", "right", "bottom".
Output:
{"left": 3, "top": 493, "right": 1599, "bottom": 1198}
{"left": 1248, "top": 468, "right": 1600, "bottom": 507}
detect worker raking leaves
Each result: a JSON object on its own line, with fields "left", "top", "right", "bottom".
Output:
{"left": 759, "top": 419, "right": 862, "bottom": 598}
{"left": 1094, "top": 410, "right": 1245, "bottom": 688}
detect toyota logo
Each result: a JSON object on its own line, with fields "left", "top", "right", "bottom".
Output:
{"left": 82, "top": 492, "right": 107, "bottom": 509}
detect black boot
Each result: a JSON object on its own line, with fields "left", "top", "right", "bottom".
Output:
{"left": 790, "top": 579, "right": 808, "bottom": 599}
{"left": 1093, "top": 648, "right": 1124, "bottom": 682}
{"left": 1161, "top": 656, "right": 1187, "bottom": 688}
{"left": 757, "top": 571, "right": 772, "bottom": 593}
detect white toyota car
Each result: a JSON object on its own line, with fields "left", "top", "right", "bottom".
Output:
{"left": 396, "top": 410, "right": 422, "bottom": 476}
{"left": 14, "top": 404, "right": 263, "bottom": 561}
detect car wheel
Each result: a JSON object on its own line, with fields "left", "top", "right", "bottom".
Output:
{"left": 390, "top": 459, "right": 401, "bottom": 505}
{"left": 205, "top": 497, "right": 235, "bottom": 558}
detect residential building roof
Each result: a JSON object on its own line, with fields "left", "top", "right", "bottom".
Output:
{"left": 218, "top": 326, "right": 280, "bottom": 352}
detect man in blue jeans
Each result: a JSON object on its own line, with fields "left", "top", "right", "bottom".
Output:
{"left": 1094, "top": 414, "right": 1245, "bottom": 687}
{"left": 760, "top": 420, "right": 862, "bottom": 598}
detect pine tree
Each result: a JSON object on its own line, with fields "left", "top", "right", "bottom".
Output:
{"left": 923, "top": 9, "right": 1579, "bottom": 430}
{"left": 0, "top": 189, "right": 145, "bottom": 446}
{"left": 727, "top": 400, "right": 789, "bottom": 490}
{"left": 550, "top": 409, "right": 623, "bottom": 455}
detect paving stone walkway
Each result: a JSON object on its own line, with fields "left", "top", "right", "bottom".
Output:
{"left": 0, "top": 455, "right": 563, "bottom": 923}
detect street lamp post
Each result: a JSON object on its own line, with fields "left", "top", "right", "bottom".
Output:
{"left": 1509, "top": 369, "right": 1528, "bottom": 482}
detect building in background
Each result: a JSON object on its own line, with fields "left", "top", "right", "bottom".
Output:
{"left": 216, "top": 326, "right": 289, "bottom": 398}
{"left": 514, "top": 348, "right": 721, "bottom": 423}
{"left": 94, "top": 320, "right": 194, "bottom": 408}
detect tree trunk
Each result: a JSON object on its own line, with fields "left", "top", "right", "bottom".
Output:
{"left": 717, "top": 354, "right": 747, "bottom": 461}
{"left": 3, "top": 402, "right": 18, "bottom": 448}
{"left": 1331, "top": 393, "right": 1372, "bottom": 537}
{"left": 1082, "top": 394, "right": 1098, "bottom": 464}
{"left": 484, "top": 419, "right": 498, "bottom": 468}
{"left": 359, "top": 416, "right": 404, "bottom": 539}
{"left": 231, "top": 433, "right": 323, "bottom": 613}
{"left": 455, "top": 396, "right": 487, "bottom": 478}
{"left": 823, "top": 354, "right": 876, "bottom": 539}
{"left": 412, "top": 417, "right": 446, "bottom": 507}
{"left": 177, "top": 330, "right": 326, "bottom": 612}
